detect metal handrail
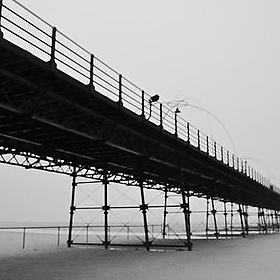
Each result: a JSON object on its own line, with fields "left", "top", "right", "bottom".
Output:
{"left": 0, "top": 0, "right": 274, "bottom": 190}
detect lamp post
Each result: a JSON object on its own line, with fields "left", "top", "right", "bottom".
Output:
{"left": 174, "top": 108, "right": 180, "bottom": 137}
{"left": 163, "top": 98, "right": 236, "bottom": 155}
{"left": 146, "top": 94, "right": 160, "bottom": 121}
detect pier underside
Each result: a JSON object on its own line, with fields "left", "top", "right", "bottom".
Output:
{"left": 0, "top": 0, "right": 280, "bottom": 250}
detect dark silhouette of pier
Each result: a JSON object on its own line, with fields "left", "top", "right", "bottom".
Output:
{"left": 0, "top": 0, "right": 280, "bottom": 250}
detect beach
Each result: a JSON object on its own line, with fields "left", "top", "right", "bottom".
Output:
{"left": 0, "top": 231, "right": 280, "bottom": 280}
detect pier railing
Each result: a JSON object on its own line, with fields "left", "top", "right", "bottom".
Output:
{"left": 0, "top": 222, "right": 272, "bottom": 249}
{"left": 0, "top": 0, "right": 276, "bottom": 190}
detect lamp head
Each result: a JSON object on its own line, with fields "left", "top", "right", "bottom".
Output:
{"left": 149, "top": 94, "right": 160, "bottom": 103}
{"left": 175, "top": 108, "right": 181, "bottom": 114}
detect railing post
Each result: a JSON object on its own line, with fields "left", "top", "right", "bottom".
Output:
{"left": 187, "top": 122, "right": 190, "bottom": 144}
{"left": 89, "top": 54, "right": 95, "bottom": 93}
{"left": 141, "top": 90, "right": 145, "bottom": 119}
{"left": 22, "top": 227, "right": 26, "bottom": 249}
{"left": 159, "top": 103, "right": 163, "bottom": 130}
{"left": 226, "top": 151, "right": 229, "bottom": 166}
{"left": 57, "top": 227, "right": 60, "bottom": 246}
{"left": 237, "top": 158, "right": 239, "bottom": 172}
{"left": 126, "top": 225, "right": 130, "bottom": 240}
{"left": 214, "top": 142, "right": 217, "bottom": 159}
{"left": 0, "top": 0, "right": 3, "bottom": 38}
{"left": 86, "top": 224, "right": 89, "bottom": 243}
{"left": 197, "top": 130, "right": 200, "bottom": 149}
{"left": 118, "top": 74, "right": 123, "bottom": 106}
{"left": 206, "top": 136, "right": 209, "bottom": 155}
{"left": 175, "top": 112, "right": 178, "bottom": 138}
{"left": 221, "top": 146, "right": 223, "bottom": 162}
{"left": 50, "top": 26, "right": 57, "bottom": 69}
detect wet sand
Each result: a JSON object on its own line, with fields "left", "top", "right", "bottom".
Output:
{"left": 0, "top": 232, "right": 280, "bottom": 280}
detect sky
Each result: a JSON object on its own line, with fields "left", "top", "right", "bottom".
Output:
{"left": 1, "top": 0, "right": 280, "bottom": 224}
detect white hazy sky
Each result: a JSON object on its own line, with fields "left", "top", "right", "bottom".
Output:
{"left": 1, "top": 0, "right": 280, "bottom": 223}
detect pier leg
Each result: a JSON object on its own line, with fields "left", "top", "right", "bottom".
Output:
{"left": 181, "top": 189, "right": 192, "bottom": 251}
{"left": 162, "top": 186, "right": 168, "bottom": 239}
{"left": 243, "top": 205, "right": 249, "bottom": 235}
{"left": 262, "top": 208, "right": 268, "bottom": 233}
{"left": 258, "top": 208, "right": 262, "bottom": 233}
{"left": 238, "top": 204, "right": 245, "bottom": 237}
{"left": 230, "top": 202, "right": 234, "bottom": 236}
{"left": 103, "top": 169, "right": 110, "bottom": 249}
{"left": 211, "top": 198, "right": 219, "bottom": 239}
{"left": 270, "top": 210, "right": 275, "bottom": 232}
{"left": 206, "top": 197, "right": 210, "bottom": 239}
{"left": 265, "top": 209, "right": 270, "bottom": 232}
{"left": 224, "top": 201, "right": 228, "bottom": 238}
{"left": 139, "top": 178, "right": 150, "bottom": 250}
{"left": 275, "top": 210, "right": 279, "bottom": 232}
{"left": 67, "top": 167, "right": 77, "bottom": 247}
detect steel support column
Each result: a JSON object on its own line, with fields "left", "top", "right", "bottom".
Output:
{"left": 211, "top": 198, "right": 219, "bottom": 239}
{"left": 238, "top": 204, "right": 245, "bottom": 237}
{"left": 181, "top": 188, "right": 192, "bottom": 251}
{"left": 270, "top": 210, "right": 275, "bottom": 232}
{"left": 230, "top": 202, "right": 234, "bottom": 236}
{"left": 223, "top": 201, "right": 228, "bottom": 238}
{"left": 162, "top": 186, "right": 168, "bottom": 239}
{"left": 243, "top": 205, "right": 249, "bottom": 235}
{"left": 260, "top": 208, "right": 267, "bottom": 233}
{"left": 275, "top": 210, "right": 279, "bottom": 232}
{"left": 102, "top": 169, "right": 110, "bottom": 249}
{"left": 67, "top": 167, "right": 77, "bottom": 247}
{"left": 258, "top": 207, "right": 262, "bottom": 233}
{"left": 139, "top": 177, "right": 150, "bottom": 250}
{"left": 206, "top": 197, "right": 210, "bottom": 239}
{"left": 266, "top": 209, "right": 270, "bottom": 232}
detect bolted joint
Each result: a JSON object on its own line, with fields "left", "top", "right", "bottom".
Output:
{"left": 139, "top": 204, "right": 148, "bottom": 212}
{"left": 211, "top": 209, "right": 217, "bottom": 215}
{"left": 180, "top": 203, "right": 189, "bottom": 209}
{"left": 102, "top": 205, "right": 110, "bottom": 212}
{"left": 102, "top": 178, "right": 109, "bottom": 185}
{"left": 102, "top": 240, "right": 111, "bottom": 246}
{"left": 183, "top": 209, "right": 191, "bottom": 214}
{"left": 214, "top": 232, "right": 220, "bottom": 237}
{"left": 142, "top": 241, "right": 153, "bottom": 250}
{"left": 184, "top": 240, "right": 193, "bottom": 251}
{"left": 70, "top": 205, "right": 76, "bottom": 212}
